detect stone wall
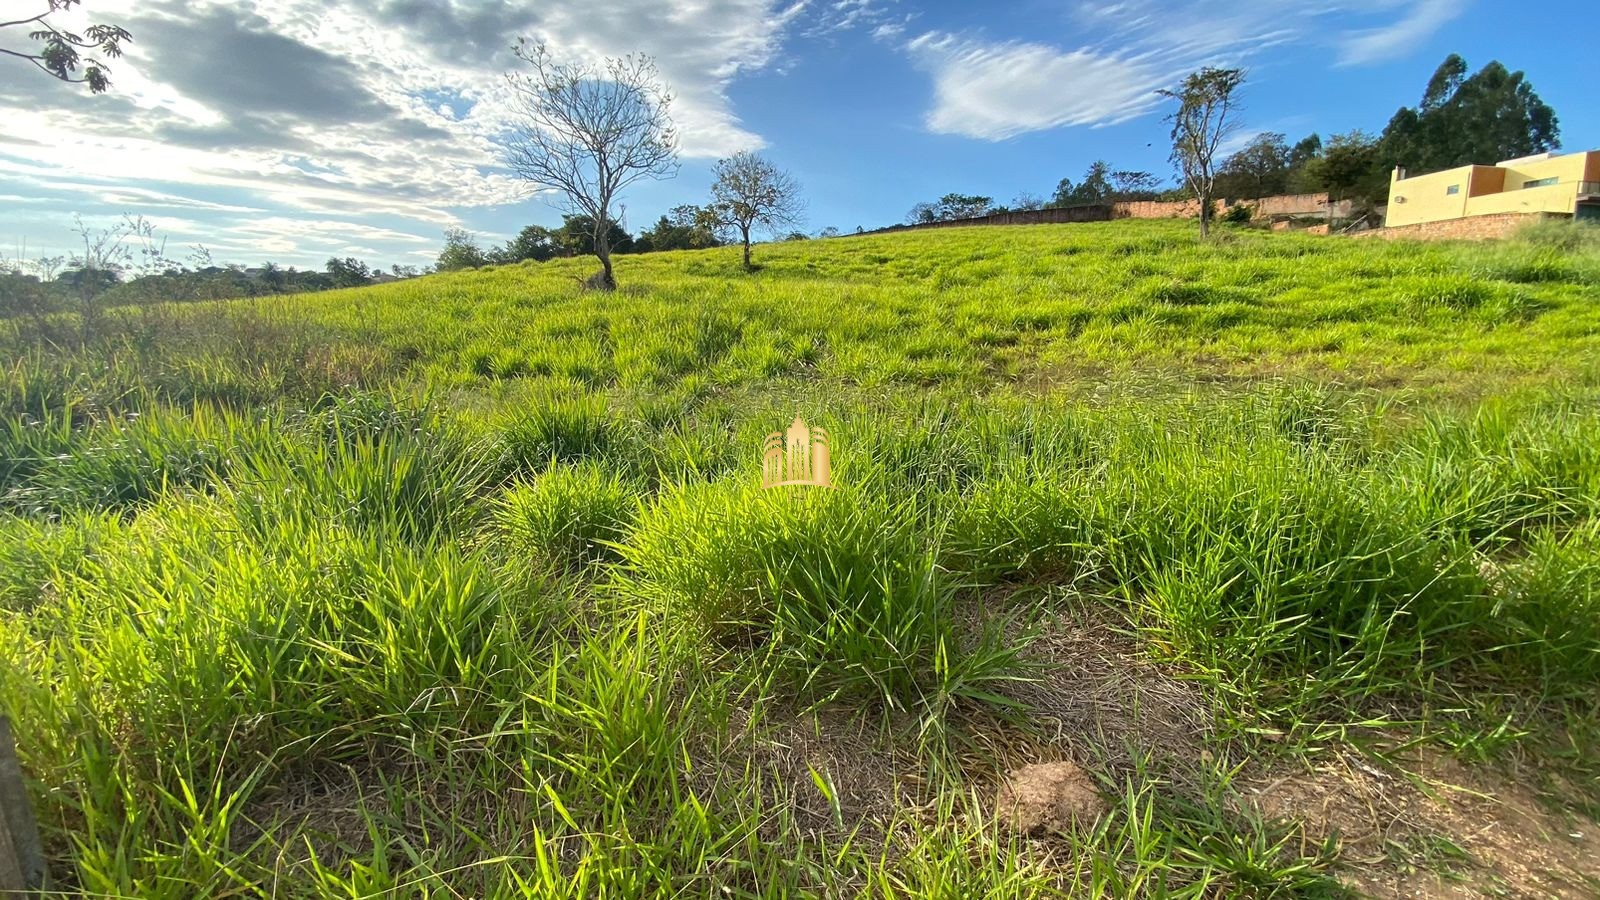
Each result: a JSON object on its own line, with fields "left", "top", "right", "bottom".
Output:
{"left": 1347, "top": 212, "right": 1558, "bottom": 241}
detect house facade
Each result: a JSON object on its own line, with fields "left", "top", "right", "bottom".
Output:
{"left": 1384, "top": 149, "right": 1600, "bottom": 228}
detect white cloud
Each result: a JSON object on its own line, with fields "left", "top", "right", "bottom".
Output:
{"left": 906, "top": 34, "right": 1166, "bottom": 140}
{"left": 900, "top": 0, "right": 1468, "bottom": 141}
{"left": 0, "top": 0, "right": 821, "bottom": 265}
{"left": 183, "top": 219, "right": 432, "bottom": 257}
{"left": 803, "top": 0, "right": 901, "bottom": 38}
{"left": 1338, "top": 0, "right": 1464, "bottom": 66}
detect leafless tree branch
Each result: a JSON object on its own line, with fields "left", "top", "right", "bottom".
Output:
{"left": 710, "top": 151, "right": 804, "bottom": 270}
{"left": 1160, "top": 67, "right": 1245, "bottom": 238}
{"left": 503, "top": 40, "right": 678, "bottom": 290}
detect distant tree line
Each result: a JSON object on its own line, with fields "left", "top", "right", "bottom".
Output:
{"left": 447, "top": 134, "right": 808, "bottom": 274}
{"left": 902, "top": 167, "right": 1169, "bottom": 225}
{"left": 904, "top": 54, "right": 1560, "bottom": 228}
{"left": 1, "top": 214, "right": 425, "bottom": 340}
{"left": 434, "top": 204, "right": 734, "bottom": 272}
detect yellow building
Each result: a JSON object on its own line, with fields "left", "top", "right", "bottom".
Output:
{"left": 1384, "top": 149, "right": 1600, "bottom": 227}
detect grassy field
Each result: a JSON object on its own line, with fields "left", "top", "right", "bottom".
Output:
{"left": 3, "top": 219, "right": 1600, "bottom": 897}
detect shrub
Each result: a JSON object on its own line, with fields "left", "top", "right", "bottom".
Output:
{"left": 1513, "top": 217, "right": 1600, "bottom": 254}
{"left": 1222, "top": 204, "right": 1254, "bottom": 225}
{"left": 223, "top": 422, "right": 489, "bottom": 546}
{"left": 623, "top": 480, "right": 1024, "bottom": 714}
{"left": 497, "top": 393, "right": 620, "bottom": 474}
{"left": 494, "top": 463, "right": 640, "bottom": 572}
{"left": 1481, "top": 520, "right": 1600, "bottom": 687}
{"left": 1398, "top": 274, "right": 1499, "bottom": 310}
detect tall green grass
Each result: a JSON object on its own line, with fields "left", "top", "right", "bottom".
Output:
{"left": 3, "top": 221, "right": 1599, "bottom": 895}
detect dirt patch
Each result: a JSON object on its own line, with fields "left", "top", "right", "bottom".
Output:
{"left": 1000, "top": 602, "right": 1216, "bottom": 775}
{"left": 719, "top": 600, "right": 1215, "bottom": 837}
{"left": 995, "top": 760, "right": 1107, "bottom": 834}
{"left": 721, "top": 701, "right": 911, "bottom": 838}
{"left": 1238, "top": 748, "right": 1600, "bottom": 898}
{"left": 234, "top": 766, "right": 379, "bottom": 881}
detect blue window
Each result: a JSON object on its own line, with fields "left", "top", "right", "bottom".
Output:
{"left": 1523, "top": 177, "right": 1559, "bottom": 189}
{"left": 1446, "top": 184, "right": 1460, "bottom": 195}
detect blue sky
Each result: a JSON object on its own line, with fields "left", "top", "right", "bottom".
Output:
{"left": 1, "top": 0, "right": 1593, "bottom": 272}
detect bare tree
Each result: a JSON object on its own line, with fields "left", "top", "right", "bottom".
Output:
{"left": 34, "top": 255, "right": 65, "bottom": 281}
{"left": 1159, "top": 67, "right": 1245, "bottom": 238}
{"left": 504, "top": 41, "right": 678, "bottom": 290}
{"left": 0, "top": 1, "right": 130, "bottom": 93}
{"left": 1009, "top": 192, "right": 1045, "bottom": 211}
{"left": 710, "top": 151, "right": 804, "bottom": 270}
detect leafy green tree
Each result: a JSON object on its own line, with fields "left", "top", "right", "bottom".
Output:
{"left": 1284, "top": 134, "right": 1324, "bottom": 193}
{"left": 938, "top": 194, "right": 992, "bottom": 219}
{"left": 556, "top": 215, "right": 635, "bottom": 256}
{"left": 259, "top": 261, "right": 287, "bottom": 292}
{"left": 0, "top": 270, "right": 58, "bottom": 326}
{"left": 1160, "top": 66, "right": 1246, "bottom": 237}
{"left": 1052, "top": 161, "right": 1116, "bottom": 206}
{"left": 1217, "top": 132, "right": 1290, "bottom": 201}
{"left": 1378, "top": 55, "right": 1560, "bottom": 173}
{"left": 495, "top": 224, "right": 560, "bottom": 263}
{"left": 1289, "top": 134, "right": 1322, "bottom": 170}
{"left": 1301, "top": 131, "right": 1388, "bottom": 205}
{"left": 906, "top": 194, "right": 992, "bottom": 224}
{"left": 1, "top": 1, "right": 130, "bottom": 93}
{"left": 637, "top": 205, "right": 723, "bottom": 252}
{"left": 325, "top": 257, "right": 374, "bottom": 288}
{"left": 1109, "top": 170, "right": 1161, "bottom": 201}
{"left": 636, "top": 215, "right": 681, "bottom": 253}
{"left": 436, "top": 228, "right": 490, "bottom": 271}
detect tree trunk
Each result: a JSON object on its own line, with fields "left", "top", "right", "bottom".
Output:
{"left": 0, "top": 716, "right": 46, "bottom": 892}
{"left": 593, "top": 222, "right": 616, "bottom": 290}
{"left": 741, "top": 226, "right": 752, "bottom": 271}
{"left": 1198, "top": 192, "right": 1211, "bottom": 238}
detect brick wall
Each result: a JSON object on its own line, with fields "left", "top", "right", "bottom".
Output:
{"left": 974, "top": 206, "right": 1109, "bottom": 225}
{"left": 1251, "top": 193, "right": 1325, "bottom": 217}
{"left": 1347, "top": 212, "right": 1558, "bottom": 241}
{"left": 862, "top": 190, "right": 1363, "bottom": 235}
{"left": 1110, "top": 199, "right": 1201, "bottom": 219}
{"left": 861, "top": 204, "right": 1109, "bottom": 235}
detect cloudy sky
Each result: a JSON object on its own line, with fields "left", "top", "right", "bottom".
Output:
{"left": 1, "top": 0, "right": 1592, "bottom": 270}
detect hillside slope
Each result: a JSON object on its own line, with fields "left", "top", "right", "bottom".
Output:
{"left": 2, "top": 220, "right": 1599, "bottom": 897}
{"left": 9, "top": 219, "right": 1600, "bottom": 412}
